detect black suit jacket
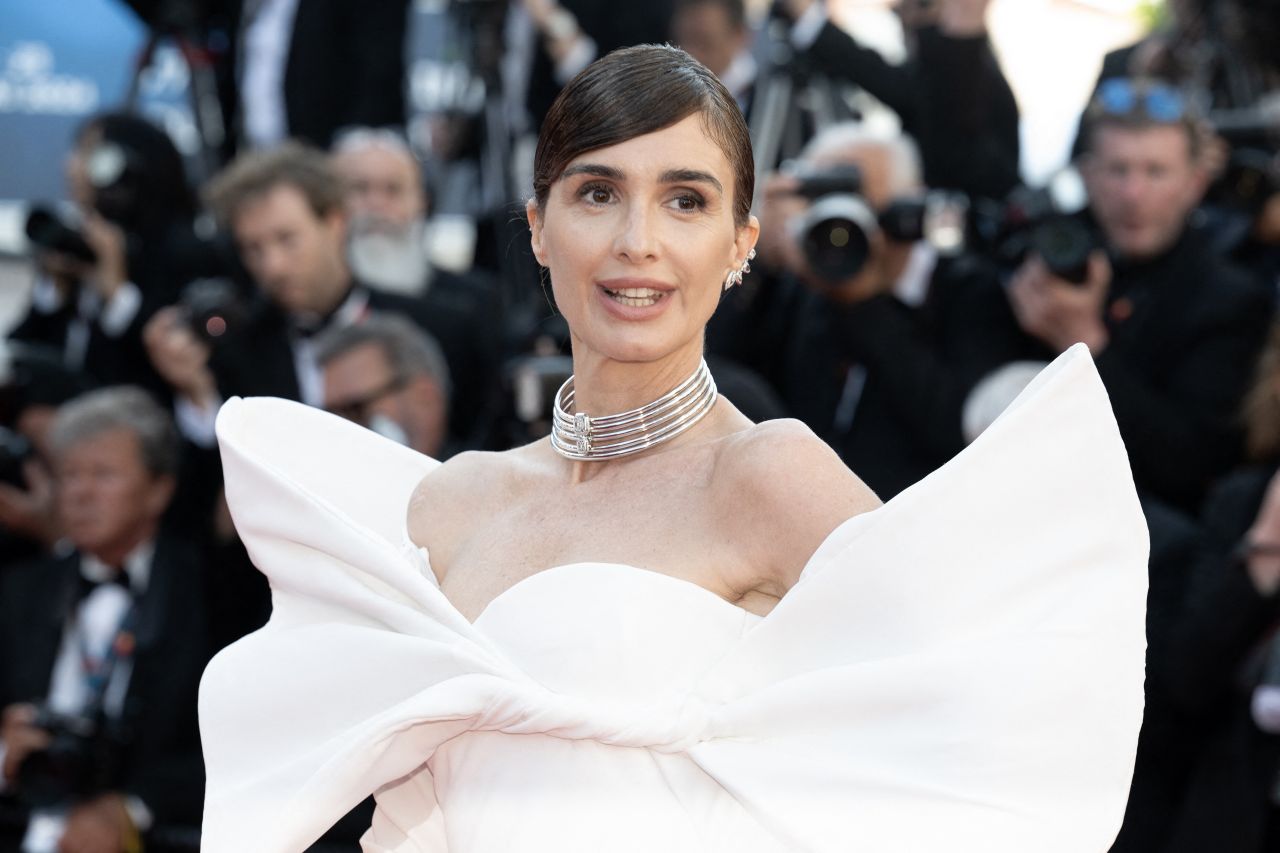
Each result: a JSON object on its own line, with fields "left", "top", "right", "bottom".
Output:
{"left": 711, "top": 255, "right": 1017, "bottom": 499}
{"left": 1154, "top": 467, "right": 1280, "bottom": 853}
{"left": 123, "top": 0, "right": 408, "bottom": 152}
{"left": 283, "top": 0, "right": 410, "bottom": 148}
{"left": 208, "top": 282, "right": 499, "bottom": 443}
{"left": 803, "top": 22, "right": 1021, "bottom": 200}
{"left": 0, "top": 534, "right": 209, "bottom": 830}
{"left": 984, "top": 224, "right": 1274, "bottom": 510}
{"left": 525, "top": 0, "right": 676, "bottom": 129}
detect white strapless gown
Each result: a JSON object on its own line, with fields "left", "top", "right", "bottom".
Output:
{"left": 199, "top": 344, "right": 1148, "bottom": 853}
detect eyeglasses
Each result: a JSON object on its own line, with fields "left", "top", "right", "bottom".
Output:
{"left": 326, "top": 374, "right": 409, "bottom": 424}
{"left": 1092, "top": 78, "right": 1188, "bottom": 123}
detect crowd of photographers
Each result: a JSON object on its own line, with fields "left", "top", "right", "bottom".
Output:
{"left": 0, "top": 0, "right": 1278, "bottom": 850}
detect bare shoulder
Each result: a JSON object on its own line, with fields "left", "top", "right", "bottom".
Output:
{"left": 406, "top": 444, "right": 533, "bottom": 581}
{"left": 718, "top": 419, "right": 881, "bottom": 589}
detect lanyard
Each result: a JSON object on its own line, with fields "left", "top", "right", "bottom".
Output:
{"left": 74, "top": 595, "right": 141, "bottom": 715}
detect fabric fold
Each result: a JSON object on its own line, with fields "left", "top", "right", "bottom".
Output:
{"left": 200, "top": 344, "right": 1147, "bottom": 853}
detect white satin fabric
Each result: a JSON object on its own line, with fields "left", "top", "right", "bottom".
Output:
{"left": 199, "top": 344, "right": 1148, "bottom": 852}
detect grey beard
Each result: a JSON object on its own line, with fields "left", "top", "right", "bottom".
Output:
{"left": 347, "top": 220, "right": 433, "bottom": 296}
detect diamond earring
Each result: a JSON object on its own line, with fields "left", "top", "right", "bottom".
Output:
{"left": 723, "top": 248, "right": 757, "bottom": 292}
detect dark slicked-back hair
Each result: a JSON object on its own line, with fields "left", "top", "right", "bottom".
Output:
{"left": 533, "top": 44, "right": 754, "bottom": 227}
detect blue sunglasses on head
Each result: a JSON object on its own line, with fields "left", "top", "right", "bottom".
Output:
{"left": 1093, "top": 78, "right": 1188, "bottom": 123}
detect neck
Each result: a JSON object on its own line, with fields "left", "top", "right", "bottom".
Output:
{"left": 87, "top": 523, "right": 156, "bottom": 569}
{"left": 305, "top": 276, "right": 355, "bottom": 320}
{"left": 567, "top": 344, "right": 705, "bottom": 419}
{"left": 560, "top": 342, "right": 711, "bottom": 482}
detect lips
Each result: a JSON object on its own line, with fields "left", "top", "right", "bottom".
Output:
{"left": 594, "top": 279, "right": 675, "bottom": 317}
{"left": 596, "top": 278, "right": 674, "bottom": 309}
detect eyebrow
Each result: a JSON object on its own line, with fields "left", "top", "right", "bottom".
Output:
{"left": 561, "top": 163, "right": 724, "bottom": 195}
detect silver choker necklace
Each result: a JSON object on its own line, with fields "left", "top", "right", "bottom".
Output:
{"left": 550, "top": 359, "right": 718, "bottom": 461}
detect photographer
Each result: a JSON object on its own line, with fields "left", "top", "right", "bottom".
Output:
{"left": 722, "top": 123, "right": 1016, "bottom": 497}
{"left": 0, "top": 388, "right": 207, "bottom": 852}
{"left": 318, "top": 313, "right": 455, "bottom": 459}
{"left": 777, "top": 0, "right": 1020, "bottom": 201}
{"left": 1122, "top": 323, "right": 1280, "bottom": 852}
{"left": 11, "top": 113, "right": 228, "bottom": 395}
{"left": 0, "top": 347, "right": 93, "bottom": 572}
{"left": 144, "top": 142, "right": 496, "bottom": 449}
{"left": 1003, "top": 78, "right": 1273, "bottom": 510}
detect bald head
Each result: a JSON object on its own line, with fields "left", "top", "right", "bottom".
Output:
{"left": 801, "top": 123, "right": 923, "bottom": 209}
{"left": 331, "top": 128, "right": 426, "bottom": 227}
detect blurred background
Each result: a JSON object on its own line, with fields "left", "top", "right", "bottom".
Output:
{"left": 0, "top": 0, "right": 1278, "bottom": 850}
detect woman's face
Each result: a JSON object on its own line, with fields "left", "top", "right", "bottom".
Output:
{"left": 527, "top": 114, "right": 758, "bottom": 365}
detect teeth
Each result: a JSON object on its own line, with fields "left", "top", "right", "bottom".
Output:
{"left": 610, "top": 294, "right": 660, "bottom": 307}
{"left": 604, "top": 286, "right": 664, "bottom": 308}
{"left": 607, "top": 287, "right": 661, "bottom": 298}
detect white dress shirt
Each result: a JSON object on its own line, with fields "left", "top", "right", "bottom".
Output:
{"left": 16, "top": 541, "right": 156, "bottom": 852}
{"left": 241, "top": 0, "right": 302, "bottom": 147}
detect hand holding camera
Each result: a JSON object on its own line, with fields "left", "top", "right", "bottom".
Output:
{"left": 1006, "top": 251, "right": 1112, "bottom": 355}
{"left": 79, "top": 212, "right": 130, "bottom": 303}
{"left": 143, "top": 307, "right": 218, "bottom": 410}
{"left": 0, "top": 703, "right": 51, "bottom": 785}
{"left": 60, "top": 792, "right": 136, "bottom": 853}
{"left": 0, "top": 454, "right": 59, "bottom": 548}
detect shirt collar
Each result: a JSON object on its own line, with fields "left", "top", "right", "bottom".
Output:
{"left": 80, "top": 539, "right": 156, "bottom": 594}
{"left": 289, "top": 285, "right": 370, "bottom": 338}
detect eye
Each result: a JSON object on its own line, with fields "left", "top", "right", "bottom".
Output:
{"left": 578, "top": 182, "right": 615, "bottom": 205}
{"left": 669, "top": 192, "right": 706, "bottom": 213}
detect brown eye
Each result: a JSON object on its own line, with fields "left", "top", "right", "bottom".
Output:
{"left": 669, "top": 193, "right": 705, "bottom": 212}
{"left": 579, "top": 183, "right": 614, "bottom": 205}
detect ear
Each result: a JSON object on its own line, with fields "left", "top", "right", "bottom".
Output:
{"left": 146, "top": 474, "right": 177, "bottom": 520}
{"left": 1186, "top": 159, "right": 1212, "bottom": 207}
{"left": 526, "top": 198, "right": 547, "bottom": 267}
{"left": 733, "top": 213, "right": 761, "bottom": 267}
{"left": 325, "top": 207, "right": 348, "bottom": 245}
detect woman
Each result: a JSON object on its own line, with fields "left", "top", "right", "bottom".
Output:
{"left": 200, "top": 46, "right": 1148, "bottom": 852}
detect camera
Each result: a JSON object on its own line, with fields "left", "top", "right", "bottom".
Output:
{"left": 24, "top": 138, "right": 149, "bottom": 263}
{"left": 969, "top": 185, "right": 1100, "bottom": 284}
{"left": 785, "top": 164, "right": 969, "bottom": 281}
{"left": 176, "top": 277, "right": 249, "bottom": 346}
{"left": 24, "top": 207, "right": 97, "bottom": 265}
{"left": 16, "top": 707, "right": 133, "bottom": 808}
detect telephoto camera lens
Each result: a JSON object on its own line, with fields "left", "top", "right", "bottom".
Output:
{"left": 24, "top": 207, "right": 96, "bottom": 264}
{"left": 795, "top": 194, "right": 878, "bottom": 281}
{"left": 1031, "top": 216, "right": 1097, "bottom": 284}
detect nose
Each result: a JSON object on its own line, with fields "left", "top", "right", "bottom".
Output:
{"left": 1115, "top": 171, "right": 1149, "bottom": 207}
{"left": 257, "top": 243, "right": 292, "bottom": 284}
{"left": 613, "top": 202, "right": 659, "bottom": 264}
{"left": 58, "top": 475, "right": 93, "bottom": 511}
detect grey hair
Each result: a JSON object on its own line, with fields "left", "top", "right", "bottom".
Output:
{"left": 800, "top": 121, "right": 923, "bottom": 196}
{"left": 49, "top": 386, "right": 179, "bottom": 477}
{"left": 314, "top": 313, "right": 453, "bottom": 403}
{"left": 331, "top": 126, "right": 417, "bottom": 163}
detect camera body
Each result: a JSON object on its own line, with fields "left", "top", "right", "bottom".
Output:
{"left": 17, "top": 707, "right": 133, "bottom": 808}
{"left": 176, "top": 277, "right": 249, "bottom": 346}
{"left": 24, "top": 137, "right": 152, "bottom": 263}
{"left": 970, "top": 186, "right": 1101, "bottom": 284}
